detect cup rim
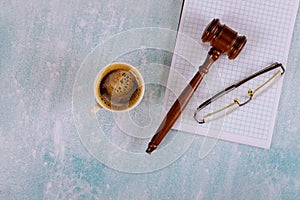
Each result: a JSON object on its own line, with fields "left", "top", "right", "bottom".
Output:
{"left": 94, "top": 62, "right": 145, "bottom": 112}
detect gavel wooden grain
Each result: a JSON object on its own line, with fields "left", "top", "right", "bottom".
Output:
{"left": 146, "top": 19, "right": 247, "bottom": 154}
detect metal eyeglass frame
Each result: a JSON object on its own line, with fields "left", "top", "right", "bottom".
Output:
{"left": 193, "top": 62, "right": 285, "bottom": 124}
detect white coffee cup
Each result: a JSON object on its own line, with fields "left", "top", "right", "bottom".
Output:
{"left": 91, "top": 62, "right": 144, "bottom": 113}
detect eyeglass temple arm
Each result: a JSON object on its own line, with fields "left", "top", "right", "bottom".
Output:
{"left": 194, "top": 62, "right": 285, "bottom": 122}
{"left": 234, "top": 62, "right": 285, "bottom": 88}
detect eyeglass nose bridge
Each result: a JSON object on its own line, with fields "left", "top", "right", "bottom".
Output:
{"left": 234, "top": 89, "right": 254, "bottom": 107}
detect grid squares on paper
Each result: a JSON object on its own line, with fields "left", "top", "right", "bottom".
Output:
{"left": 165, "top": 0, "right": 299, "bottom": 148}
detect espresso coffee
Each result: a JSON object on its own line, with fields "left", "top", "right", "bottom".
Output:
{"left": 94, "top": 63, "right": 144, "bottom": 111}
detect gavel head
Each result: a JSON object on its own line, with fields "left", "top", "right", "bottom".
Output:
{"left": 202, "top": 19, "right": 247, "bottom": 60}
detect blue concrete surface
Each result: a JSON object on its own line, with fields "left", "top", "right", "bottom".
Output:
{"left": 0, "top": 0, "right": 299, "bottom": 199}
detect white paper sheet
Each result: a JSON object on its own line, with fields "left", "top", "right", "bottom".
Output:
{"left": 165, "top": 0, "right": 299, "bottom": 148}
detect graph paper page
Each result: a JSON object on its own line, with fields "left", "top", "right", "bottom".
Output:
{"left": 165, "top": 0, "right": 299, "bottom": 148}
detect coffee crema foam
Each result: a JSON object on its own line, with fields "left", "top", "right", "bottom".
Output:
{"left": 95, "top": 63, "right": 143, "bottom": 111}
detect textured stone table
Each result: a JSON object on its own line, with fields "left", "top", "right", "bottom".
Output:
{"left": 1, "top": 0, "right": 299, "bottom": 199}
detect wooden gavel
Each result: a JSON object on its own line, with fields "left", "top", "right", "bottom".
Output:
{"left": 146, "top": 19, "right": 247, "bottom": 154}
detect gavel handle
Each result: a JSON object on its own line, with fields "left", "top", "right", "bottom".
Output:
{"left": 146, "top": 71, "right": 205, "bottom": 153}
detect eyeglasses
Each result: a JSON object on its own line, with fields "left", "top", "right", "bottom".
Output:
{"left": 193, "top": 62, "right": 285, "bottom": 124}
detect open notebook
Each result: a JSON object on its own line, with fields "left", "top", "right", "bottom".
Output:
{"left": 165, "top": 0, "right": 299, "bottom": 149}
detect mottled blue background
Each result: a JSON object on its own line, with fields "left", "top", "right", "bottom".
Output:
{"left": 0, "top": 0, "right": 299, "bottom": 199}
